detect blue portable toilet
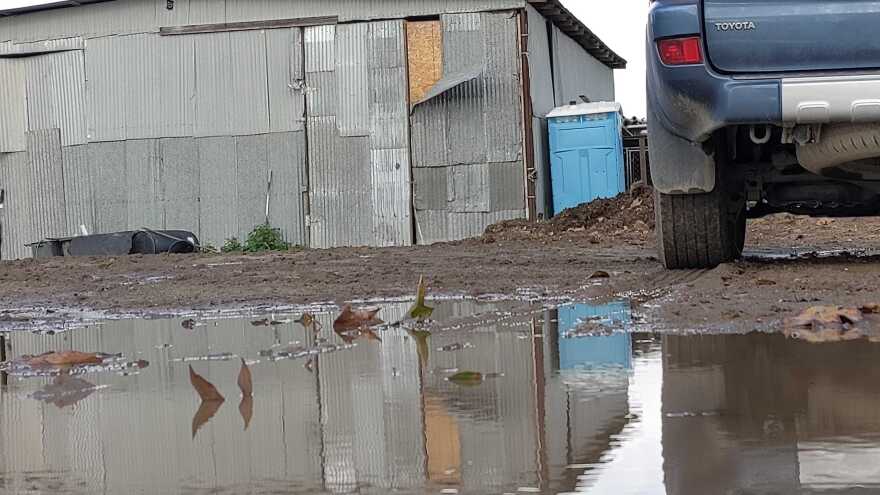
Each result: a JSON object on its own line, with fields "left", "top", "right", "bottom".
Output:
{"left": 546, "top": 102, "right": 625, "bottom": 215}
{"left": 556, "top": 301, "right": 632, "bottom": 370}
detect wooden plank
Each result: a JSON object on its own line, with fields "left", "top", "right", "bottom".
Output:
{"left": 406, "top": 20, "right": 442, "bottom": 105}
{"left": 159, "top": 16, "right": 338, "bottom": 36}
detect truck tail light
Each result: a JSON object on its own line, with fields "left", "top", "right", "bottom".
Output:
{"left": 657, "top": 37, "right": 703, "bottom": 65}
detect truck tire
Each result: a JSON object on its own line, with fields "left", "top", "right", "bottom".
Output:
{"left": 655, "top": 187, "right": 746, "bottom": 269}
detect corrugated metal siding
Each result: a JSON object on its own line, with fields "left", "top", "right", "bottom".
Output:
{"left": 411, "top": 11, "right": 525, "bottom": 244}
{"left": 267, "top": 132, "right": 308, "bottom": 245}
{"left": 306, "top": 20, "right": 412, "bottom": 249}
{"left": 266, "top": 28, "right": 305, "bottom": 134}
{"left": 89, "top": 141, "right": 128, "bottom": 233}
{"left": 0, "top": 37, "right": 84, "bottom": 56}
{"left": 160, "top": 137, "right": 200, "bottom": 232}
{"left": 194, "top": 30, "right": 269, "bottom": 137}
{"left": 0, "top": 151, "right": 31, "bottom": 260}
{"left": 551, "top": 23, "right": 615, "bottom": 105}
{"left": 125, "top": 139, "right": 164, "bottom": 229}
{"left": 27, "top": 129, "right": 68, "bottom": 242}
{"left": 0, "top": 59, "right": 27, "bottom": 152}
{"left": 61, "top": 144, "right": 96, "bottom": 237}
{"left": 198, "top": 136, "right": 238, "bottom": 245}
{"left": 86, "top": 33, "right": 196, "bottom": 142}
{"left": 336, "top": 24, "right": 370, "bottom": 137}
{"left": 0, "top": 0, "right": 156, "bottom": 44}
{"left": 25, "top": 50, "right": 88, "bottom": 146}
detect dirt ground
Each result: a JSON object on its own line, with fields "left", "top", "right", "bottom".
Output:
{"left": 5, "top": 190, "right": 880, "bottom": 334}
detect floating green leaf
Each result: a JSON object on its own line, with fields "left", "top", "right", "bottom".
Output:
{"left": 448, "top": 371, "right": 484, "bottom": 386}
{"left": 407, "top": 276, "right": 434, "bottom": 320}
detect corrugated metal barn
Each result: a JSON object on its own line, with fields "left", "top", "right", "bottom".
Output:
{"left": 0, "top": 0, "right": 624, "bottom": 259}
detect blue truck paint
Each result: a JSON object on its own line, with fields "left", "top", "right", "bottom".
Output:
{"left": 648, "top": 0, "right": 783, "bottom": 144}
{"left": 548, "top": 111, "right": 625, "bottom": 214}
{"left": 704, "top": 0, "right": 880, "bottom": 74}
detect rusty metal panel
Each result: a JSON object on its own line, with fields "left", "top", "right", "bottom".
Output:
{"left": 160, "top": 137, "right": 200, "bottom": 232}
{"left": 194, "top": 30, "right": 269, "bottom": 137}
{"left": 0, "top": 59, "right": 27, "bottom": 152}
{"left": 61, "top": 144, "right": 96, "bottom": 237}
{"left": 267, "top": 131, "right": 308, "bottom": 246}
{"left": 266, "top": 28, "right": 305, "bottom": 133}
{"left": 125, "top": 139, "right": 164, "bottom": 230}
{"left": 27, "top": 129, "right": 67, "bottom": 243}
{"left": 0, "top": 151, "right": 31, "bottom": 260}
{"left": 25, "top": 51, "right": 88, "bottom": 146}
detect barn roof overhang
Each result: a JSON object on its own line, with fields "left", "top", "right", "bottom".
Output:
{"left": 527, "top": 0, "right": 626, "bottom": 69}
{"left": 0, "top": 0, "right": 626, "bottom": 69}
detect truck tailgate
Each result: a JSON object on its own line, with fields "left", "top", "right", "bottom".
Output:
{"left": 704, "top": 0, "right": 880, "bottom": 73}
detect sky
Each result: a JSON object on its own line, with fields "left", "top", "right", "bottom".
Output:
{"left": 562, "top": 0, "right": 650, "bottom": 118}
{"left": 1, "top": 0, "right": 650, "bottom": 116}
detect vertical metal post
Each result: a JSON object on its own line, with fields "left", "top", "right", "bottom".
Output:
{"left": 638, "top": 136, "right": 648, "bottom": 189}
{"left": 1, "top": 334, "right": 7, "bottom": 387}
{"left": 519, "top": 9, "right": 538, "bottom": 221}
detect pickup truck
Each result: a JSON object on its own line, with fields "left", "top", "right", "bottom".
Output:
{"left": 648, "top": 0, "right": 880, "bottom": 268}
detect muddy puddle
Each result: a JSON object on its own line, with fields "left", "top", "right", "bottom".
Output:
{"left": 1, "top": 298, "right": 880, "bottom": 494}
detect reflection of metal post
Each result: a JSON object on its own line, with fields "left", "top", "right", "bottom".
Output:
{"left": 1, "top": 334, "right": 7, "bottom": 386}
{"left": 546, "top": 309, "right": 560, "bottom": 372}
{"left": 532, "top": 314, "right": 549, "bottom": 489}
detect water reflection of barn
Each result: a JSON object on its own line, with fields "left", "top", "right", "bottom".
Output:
{"left": 0, "top": 302, "right": 636, "bottom": 493}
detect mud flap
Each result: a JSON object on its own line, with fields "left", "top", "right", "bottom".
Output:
{"left": 648, "top": 104, "right": 716, "bottom": 194}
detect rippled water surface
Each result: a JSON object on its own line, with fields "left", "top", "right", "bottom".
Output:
{"left": 2, "top": 299, "right": 880, "bottom": 494}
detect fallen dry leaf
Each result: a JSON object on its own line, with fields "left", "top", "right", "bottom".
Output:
{"left": 362, "top": 329, "right": 383, "bottom": 343}
{"left": 181, "top": 319, "right": 197, "bottom": 330}
{"left": 238, "top": 359, "right": 253, "bottom": 398}
{"left": 333, "top": 305, "right": 383, "bottom": 332}
{"left": 33, "top": 375, "right": 97, "bottom": 409}
{"left": 297, "top": 312, "right": 322, "bottom": 332}
{"left": 589, "top": 270, "right": 611, "bottom": 279}
{"left": 192, "top": 399, "right": 224, "bottom": 439}
{"left": 861, "top": 303, "right": 880, "bottom": 314}
{"left": 251, "top": 319, "right": 270, "bottom": 327}
{"left": 784, "top": 305, "right": 870, "bottom": 343}
{"left": 189, "top": 365, "right": 225, "bottom": 402}
{"left": 26, "top": 351, "right": 103, "bottom": 367}
{"left": 239, "top": 396, "right": 253, "bottom": 430}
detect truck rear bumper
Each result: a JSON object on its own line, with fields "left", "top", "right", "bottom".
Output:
{"left": 782, "top": 75, "right": 880, "bottom": 124}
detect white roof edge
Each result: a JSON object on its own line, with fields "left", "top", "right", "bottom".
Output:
{"left": 546, "top": 101, "right": 622, "bottom": 119}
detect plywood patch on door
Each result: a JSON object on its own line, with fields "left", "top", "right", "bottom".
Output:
{"left": 406, "top": 21, "right": 442, "bottom": 104}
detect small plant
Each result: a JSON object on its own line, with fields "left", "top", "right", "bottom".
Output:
{"left": 221, "top": 224, "right": 291, "bottom": 253}
{"left": 243, "top": 223, "right": 290, "bottom": 252}
{"left": 221, "top": 238, "right": 243, "bottom": 253}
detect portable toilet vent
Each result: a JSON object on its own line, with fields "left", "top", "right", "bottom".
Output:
{"left": 546, "top": 101, "right": 625, "bottom": 215}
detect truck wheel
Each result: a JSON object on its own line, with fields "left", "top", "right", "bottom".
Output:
{"left": 655, "top": 187, "right": 746, "bottom": 269}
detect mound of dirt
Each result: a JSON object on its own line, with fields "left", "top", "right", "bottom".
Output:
{"left": 484, "top": 188, "right": 655, "bottom": 244}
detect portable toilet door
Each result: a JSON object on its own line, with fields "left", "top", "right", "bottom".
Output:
{"left": 547, "top": 102, "right": 625, "bottom": 215}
